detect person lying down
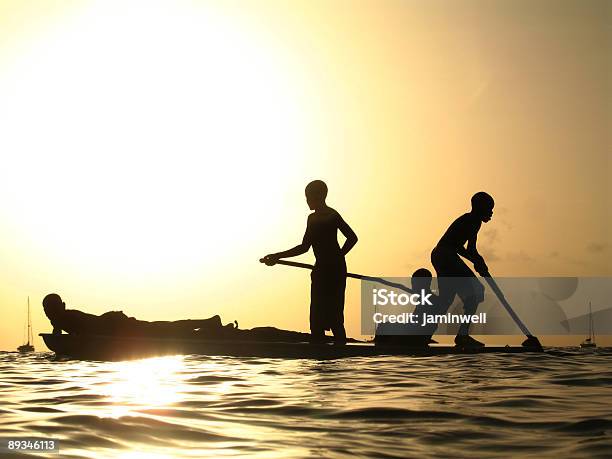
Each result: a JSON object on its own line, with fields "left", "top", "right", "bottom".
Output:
{"left": 42, "top": 293, "right": 357, "bottom": 343}
{"left": 42, "top": 293, "right": 231, "bottom": 338}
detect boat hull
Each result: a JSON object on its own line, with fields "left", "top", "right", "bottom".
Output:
{"left": 40, "top": 333, "right": 543, "bottom": 360}
{"left": 17, "top": 344, "right": 35, "bottom": 353}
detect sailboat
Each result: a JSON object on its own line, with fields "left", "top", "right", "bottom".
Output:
{"left": 580, "top": 301, "right": 596, "bottom": 349}
{"left": 17, "top": 297, "right": 35, "bottom": 353}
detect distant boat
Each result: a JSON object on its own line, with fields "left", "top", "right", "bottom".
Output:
{"left": 17, "top": 297, "right": 35, "bottom": 353}
{"left": 580, "top": 301, "right": 596, "bottom": 349}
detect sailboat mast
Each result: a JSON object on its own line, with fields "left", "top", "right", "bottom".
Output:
{"left": 589, "top": 301, "right": 594, "bottom": 341}
{"left": 27, "top": 296, "right": 32, "bottom": 345}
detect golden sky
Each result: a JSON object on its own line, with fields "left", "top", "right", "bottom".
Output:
{"left": 0, "top": 0, "right": 609, "bottom": 350}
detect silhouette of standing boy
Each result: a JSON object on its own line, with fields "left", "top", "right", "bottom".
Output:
{"left": 262, "top": 180, "right": 358, "bottom": 344}
{"left": 431, "top": 192, "right": 494, "bottom": 348}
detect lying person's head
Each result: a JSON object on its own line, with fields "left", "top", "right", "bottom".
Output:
{"left": 43, "top": 293, "right": 66, "bottom": 320}
{"left": 412, "top": 268, "right": 433, "bottom": 292}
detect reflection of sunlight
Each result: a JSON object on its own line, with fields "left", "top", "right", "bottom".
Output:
{"left": 98, "top": 356, "right": 186, "bottom": 418}
{"left": 117, "top": 453, "right": 172, "bottom": 459}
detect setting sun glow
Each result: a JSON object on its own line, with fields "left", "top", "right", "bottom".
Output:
{"left": 0, "top": 1, "right": 307, "bottom": 279}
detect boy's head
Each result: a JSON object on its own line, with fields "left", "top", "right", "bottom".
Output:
{"left": 412, "top": 268, "right": 433, "bottom": 292}
{"left": 43, "top": 293, "right": 66, "bottom": 320}
{"left": 471, "top": 191, "right": 494, "bottom": 222}
{"left": 305, "top": 180, "right": 328, "bottom": 210}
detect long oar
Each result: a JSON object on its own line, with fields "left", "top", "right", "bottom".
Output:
{"left": 259, "top": 259, "right": 415, "bottom": 293}
{"left": 482, "top": 273, "right": 543, "bottom": 349}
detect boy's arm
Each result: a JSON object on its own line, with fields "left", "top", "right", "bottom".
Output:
{"left": 338, "top": 215, "right": 358, "bottom": 256}
{"left": 261, "top": 219, "right": 312, "bottom": 265}
{"left": 51, "top": 320, "right": 62, "bottom": 335}
{"left": 49, "top": 314, "right": 65, "bottom": 334}
{"left": 466, "top": 234, "right": 488, "bottom": 275}
{"left": 457, "top": 237, "right": 478, "bottom": 262}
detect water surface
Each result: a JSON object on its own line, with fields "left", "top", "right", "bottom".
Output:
{"left": 1, "top": 349, "right": 611, "bottom": 458}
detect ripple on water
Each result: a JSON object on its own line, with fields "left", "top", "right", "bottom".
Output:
{"left": 0, "top": 349, "right": 611, "bottom": 458}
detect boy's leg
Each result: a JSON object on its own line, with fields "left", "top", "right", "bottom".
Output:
{"left": 454, "top": 279, "right": 485, "bottom": 347}
{"left": 172, "top": 316, "right": 222, "bottom": 331}
{"left": 431, "top": 247, "right": 460, "bottom": 313}
{"left": 432, "top": 247, "right": 485, "bottom": 344}
{"left": 148, "top": 317, "right": 222, "bottom": 337}
{"left": 329, "top": 306, "right": 346, "bottom": 342}
{"left": 436, "top": 277, "right": 458, "bottom": 312}
{"left": 309, "top": 309, "right": 326, "bottom": 342}
{"left": 331, "top": 324, "right": 346, "bottom": 343}
{"left": 457, "top": 279, "right": 485, "bottom": 336}
{"left": 310, "top": 271, "right": 326, "bottom": 342}
{"left": 329, "top": 265, "right": 346, "bottom": 344}
{"left": 456, "top": 298, "right": 478, "bottom": 336}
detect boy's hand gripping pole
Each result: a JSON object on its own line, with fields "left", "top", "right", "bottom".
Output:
{"left": 482, "top": 273, "right": 543, "bottom": 350}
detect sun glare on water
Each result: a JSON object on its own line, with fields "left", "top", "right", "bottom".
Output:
{"left": 98, "top": 356, "right": 186, "bottom": 418}
{"left": 0, "top": 1, "right": 308, "bottom": 280}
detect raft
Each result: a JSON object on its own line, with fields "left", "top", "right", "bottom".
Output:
{"left": 40, "top": 333, "right": 543, "bottom": 361}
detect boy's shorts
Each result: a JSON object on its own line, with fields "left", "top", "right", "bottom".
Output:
{"left": 310, "top": 260, "right": 347, "bottom": 332}
{"left": 431, "top": 246, "right": 485, "bottom": 304}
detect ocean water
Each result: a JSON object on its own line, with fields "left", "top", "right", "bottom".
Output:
{"left": 1, "top": 349, "right": 611, "bottom": 458}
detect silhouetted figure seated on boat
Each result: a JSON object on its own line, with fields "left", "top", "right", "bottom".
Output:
{"left": 42, "top": 293, "right": 232, "bottom": 338}
{"left": 374, "top": 268, "right": 440, "bottom": 347}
